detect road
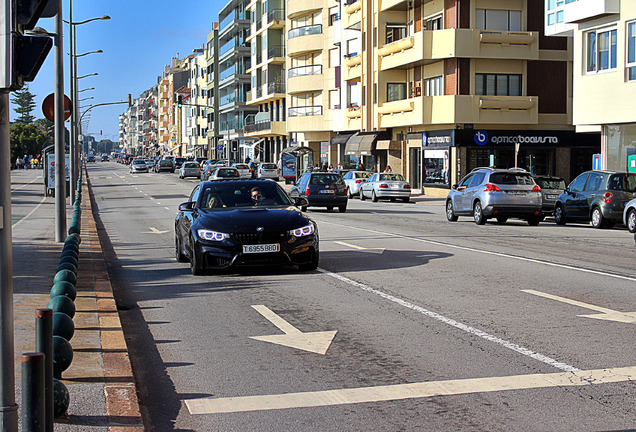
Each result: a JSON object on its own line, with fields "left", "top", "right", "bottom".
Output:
{"left": 86, "top": 161, "right": 635, "bottom": 431}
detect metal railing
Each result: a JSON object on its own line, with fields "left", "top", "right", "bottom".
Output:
{"left": 268, "top": 44, "right": 285, "bottom": 58}
{"left": 288, "top": 24, "right": 322, "bottom": 39}
{"left": 245, "top": 121, "right": 272, "bottom": 133}
{"left": 288, "top": 64, "right": 322, "bottom": 78}
{"left": 288, "top": 105, "right": 323, "bottom": 117}
{"left": 268, "top": 9, "right": 285, "bottom": 22}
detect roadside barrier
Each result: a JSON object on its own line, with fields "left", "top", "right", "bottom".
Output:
{"left": 22, "top": 171, "right": 84, "bottom": 426}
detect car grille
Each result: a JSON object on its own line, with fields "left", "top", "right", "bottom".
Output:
{"left": 232, "top": 231, "right": 287, "bottom": 244}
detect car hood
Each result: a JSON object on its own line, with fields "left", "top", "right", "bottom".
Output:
{"left": 195, "top": 206, "right": 311, "bottom": 232}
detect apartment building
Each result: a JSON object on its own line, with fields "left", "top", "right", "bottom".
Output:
{"left": 156, "top": 56, "right": 189, "bottom": 156}
{"left": 178, "top": 48, "right": 209, "bottom": 158}
{"left": 245, "top": 0, "right": 288, "bottom": 163}
{"left": 218, "top": 0, "right": 258, "bottom": 162}
{"left": 546, "top": 0, "right": 635, "bottom": 172}
{"left": 330, "top": 0, "right": 599, "bottom": 196}
{"left": 206, "top": 24, "right": 221, "bottom": 160}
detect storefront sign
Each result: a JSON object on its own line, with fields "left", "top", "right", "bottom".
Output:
{"left": 422, "top": 131, "right": 454, "bottom": 147}
{"left": 474, "top": 130, "right": 489, "bottom": 145}
{"left": 474, "top": 130, "right": 559, "bottom": 145}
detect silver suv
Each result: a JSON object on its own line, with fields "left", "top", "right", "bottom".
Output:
{"left": 446, "top": 167, "right": 543, "bottom": 225}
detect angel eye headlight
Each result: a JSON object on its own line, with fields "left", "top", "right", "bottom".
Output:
{"left": 290, "top": 224, "right": 314, "bottom": 237}
{"left": 197, "top": 229, "right": 229, "bottom": 241}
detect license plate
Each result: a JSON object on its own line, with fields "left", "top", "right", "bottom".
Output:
{"left": 390, "top": 184, "right": 399, "bottom": 189}
{"left": 506, "top": 191, "right": 526, "bottom": 195}
{"left": 320, "top": 190, "right": 335, "bottom": 194}
{"left": 243, "top": 244, "right": 280, "bottom": 254}
{"left": 546, "top": 194, "right": 557, "bottom": 199}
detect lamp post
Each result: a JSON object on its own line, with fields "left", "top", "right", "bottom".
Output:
{"left": 67, "top": 9, "right": 109, "bottom": 203}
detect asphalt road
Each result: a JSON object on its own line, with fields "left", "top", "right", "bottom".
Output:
{"left": 87, "top": 161, "right": 635, "bottom": 432}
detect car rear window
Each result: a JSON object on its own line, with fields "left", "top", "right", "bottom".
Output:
{"left": 608, "top": 174, "right": 636, "bottom": 191}
{"left": 535, "top": 178, "right": 566, "bottom": 189}
{"left": 261, "top": 164, "right": 277, "bottom": 169}
{"left": 355, "top": 172, "right": 373, "bottom": 179}
{"left": 184, "top": 162, "right": 199, "bottom": 168}
{"left": 310, "top": 174, "right": 343, "bottom": 185}
{"left": 234, "top": 164, "right": 249, "bottom": 169}
{"left": 490, "top": 173, "right": 534, "bottom": 185}
{"left": 379, "top": 174, "right": 405, "bottom": 181}
{"left": 218, "top": 169, "right": 238, "bottom": 177}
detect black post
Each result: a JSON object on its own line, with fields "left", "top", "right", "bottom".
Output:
{"left": 21, "top": 353, "right": 45, "bottom": 432}
{"left": 35, "top": 309, "right": 53, "bottom": 432}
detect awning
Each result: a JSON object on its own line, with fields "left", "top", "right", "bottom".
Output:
{"left": 245, "top": 138, "right": 265, "bottom": 149}
{"left": 359, "top": 134, "right": 378, "bottom": 155}
{"left": 331, "top": 132, "right": 355, "bottom": 146}
{"left": 345, "top": 133, "right": 379, "bottom": 155}
{"left": 344, "top": 133, "right": 364, "bottom": 155}
{"left": 281, "top": 145, "right": 314, "bottom": 155}
{"left": 376, "top": 140, "right": 402, "bottom": 150}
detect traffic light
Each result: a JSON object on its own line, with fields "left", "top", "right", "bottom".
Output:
{"left": 177, "top": 95, "right": 182, "bottom": 108}
{"left": 1, "top": 0, "right": 53, "bottom": 90}
{"left": 231, "top": 140, "right": 238, "bottom": 152}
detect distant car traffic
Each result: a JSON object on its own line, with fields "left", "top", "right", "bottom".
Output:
{"left": 86, "top": 154, "right": 95, "bottom": 162}
{"left": 256, "top": 163, "right": 279, "bottom": 181}
{"left": 359, "top": 173, "right": 411, "bottom": 203}
{"left": 232, "top": 163, "right": 251, "bottom": 179}
{"left": 129, "top": 158, "right": 148, "bottom": 173}
{"left": 174, "top": 180, "right": 319, "bottom": 275}
{"left": 445, "top": 167, "right": 542, "bottom": 225}
{"left": 101, "top": 155, "right": 109, "bottom": 162}
{"left": 155, "top": 158, "right": 175, "bottom": 173}
{"left": 207, "top": 167, "right": 241, "bottom": 181}
{"left": 554, "top": 170, "right": 636, "bottom": 228}
{"left": 342, "top": 171, "right": 373, "bottom": 198}
{"left": 179, "top": 161, "right": 201, "bottom": 179}
{"left": 289, "top": 171, "right": 347, "bottom": 212}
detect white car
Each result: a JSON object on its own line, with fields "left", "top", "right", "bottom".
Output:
{"left": 232, "top": 163, "right": 251, "bottom": 179}
{"left": 129, "top": 158, "right": 148, "bottom": 173}
{"left": 623, "top": 197, "right": 636, "bottom": 233}
{"left": 179, "top": 161, "right": 201, "bottom": 179}
{"left": 256, "top": 163, "right": 279, "bottom": 181}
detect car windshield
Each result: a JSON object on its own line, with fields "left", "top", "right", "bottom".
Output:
{"left": 490, "top": 173, "right": 534, "bottom": 185}
{"left": 217, "top": 169, "right": 238, "bottom": 177}
{"left": 310, "top": 174, "right": 343, "bottom": 185}
{"left": 535, "top": 178, "right": 566, "bottom": 189}
{"left": 184, "top": 162, "right": 199, "bottom": 168}
{"left": 356, "top": 172, "right": 373, "bottom": 179}
{"left": 608, "top": 173, "right": 636, "bottom": 192}
{"left": 379, "top": 174, "right": 405, "bottom": 182}
{"left": 199, "top": 182, "right": 293, "bottom": 209}
{"left": 261, "top": 163, "right": 277, "bottom": 169}
{"left": 133, "top": 159, "right": 145, "bottom": 164}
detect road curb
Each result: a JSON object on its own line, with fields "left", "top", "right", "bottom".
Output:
{"left": 82, "top": 170, "right": 144, "bottom": 431}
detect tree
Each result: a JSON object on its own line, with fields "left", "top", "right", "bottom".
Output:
{"left": 10, "top": 123, "right": 48, "bottom": 165}
{"left": 34, "top": 118, "right": 54, "bottom": 142}
{"left": 11, "top": 86, "right": 37, "bottom": 125}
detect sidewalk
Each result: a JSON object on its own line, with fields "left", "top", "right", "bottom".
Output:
{"left": 12, "top": 168, "right": 143, "bottom": 431}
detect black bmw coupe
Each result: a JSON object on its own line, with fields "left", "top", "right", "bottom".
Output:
{"left": 175, "top": 180, "right": 319, "bottom": 275}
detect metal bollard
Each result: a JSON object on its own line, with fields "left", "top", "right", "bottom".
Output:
{"left": 36, "top": 309, "right": 54, "bottom": 432}
{"left": 22, "top": 353, "right": 45, "bottom": 432}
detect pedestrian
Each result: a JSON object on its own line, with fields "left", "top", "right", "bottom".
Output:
{"left": 384, "top": 165, "right": 392, "bottom": 173}
{"left": 337, "top": 162, "right": 343, "bottom": 170}
{"left": 357, "top": 162, "right": 364, "bottom": 171}
{"left": 16, "top": 157, "right": 21, "bottom": 170}
{"left": 328, "top": 164, "right": 333, "bottom": 171}
{"left": 23, "top": 155, "right": 29, "bottom": 170}
{"left": 321, "top": 162, "right": 328, "bottom": 171}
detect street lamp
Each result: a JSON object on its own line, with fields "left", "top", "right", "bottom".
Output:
{"left": 78, "top": 87, "right": 94, "bottom": 93}
{"left": 78, "top": 97, "right": 94, "bottom": 102}
{"left": 77, "top": 72, "right": 98, "bottom": 80}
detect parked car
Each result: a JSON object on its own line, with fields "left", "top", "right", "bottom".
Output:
{"left": 623, "top": 197, "right": 636, "bottom": 233}
{"left": 208, "top": 167, "right": 241, "bottom": 181}
{"left": 232, "top": 163, "right": 251, "bottom": 179}
{"left": 533, "top": 175, "right": 566, "bottom": 217}
{"left": 174, "top": 157, "right": 185, "bottom": 169}
{"left": 86, "top": 154, "right": 95, "bottom": 162}
{"left": 129, "top": 158, "right": 148, "bottom": 173}
{"left": 360, "top": 173, "right": 411, "bottom": 203}
{"left": 289, "top": 171, "right": 347, "bottom": 212}
{"left": 445, "top": 167, "right": 543, "bottom": 225}
{"left": 554, "top": 170, "right": 636, "bottom": 228}
{"left": 179, "top": 161, "right": 202, "bottom": 179}
{"left": 200, "top": 160, "right": 217, "bottom": 181}
{"left": 256, "top": 163, "right": 279, "bottom": 181}
{"left": 342, "top": 171, "right": 373, "bottom": 199}
{"left": 175, "top": 180, "right": 318, "bottom": 275}
{"left": 155, "top": 158, "right": 175, "bottom": 173}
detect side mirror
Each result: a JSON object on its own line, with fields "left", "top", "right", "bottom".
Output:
{"left": 452, "top": 184, "right": 458, "bottom": 189}
{"left": 295, "top": 197, "right": 308, "bottom": 207}
{"left": 178, "top": 201, "right": 196, "bottom": 211}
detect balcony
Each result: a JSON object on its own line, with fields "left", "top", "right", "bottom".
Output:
{"left": 287, "top": 105, "right": 326, "bottom": 132}
{"left": 378, "top": 29, "right": 539, "bottom": 71}
{"left": 244, "top": 120, "right": 286, "bottom": 136}
{"left": 380, "top": 0, "right": 407, "bottom": 12}
{"left": 343, "top": 0, "right": 362, "bottom": 30}
{"left": 268, "top": 9, "right": 285, "bottom": 26}
{"left": 344, "top": 54, "right": 361, "bottom": 81}
{"left": 247, "top": 82, "right": 286, "bottom": 104}
{"left": 288, "top": 65, "right": 324, "bottom": 93}
{"left": 563, "top": 0, "right": 619, "bottom": 23}
{"left": 376, "top": 95, "right": 538, "bottom": 129}
{"left": 268, "top": 45, "right": 285, "bottom": 62}
{"left": 287, "top": 0, "right": 322, "bottom": 20}
{"left": 219, "top": 10, "right": 250, "bottom": 37}
{"left": 288, "top": 24, "right": 323, "bottom": 56}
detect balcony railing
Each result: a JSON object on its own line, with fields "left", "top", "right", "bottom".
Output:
{"left": 256, "top": 19, "right": 262, "bottom": 31}
{"left": 288, "top": 105, "right": 323, "bottom": 117}
{"left": 245, "top": 121, "right": 272, "bottom": 133}
{"left": 268, "top": 44, "right": 285, "bottom": 59}
{"left": 220, "top": 92, "right": 246, "bottom": 106}
{"left": 220, "top": 10, "right": 250, "bottom": 34}
{"left": 288, "top": 24, "right": 322, "bottom": 40}
{"left": 268, "top": 82, "right": 285, "bottom": 94}
{"left": 220, "top": 36, "right": 248, "bottom": 57}
{"left": 288, "top": 64, "right": 322, "bottom": 78}
{"left": 220, "top": 118, "right": 245, "bottom": 132}
{"left": 219, "top": 64, "right": 247, "bottom": 81}
{"left": 268, "top": 9, "right": 284, "bottom": 22}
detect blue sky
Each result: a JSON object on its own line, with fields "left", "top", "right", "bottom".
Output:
{"left": 10, "top": 0, "right": 225, "bottom": 143}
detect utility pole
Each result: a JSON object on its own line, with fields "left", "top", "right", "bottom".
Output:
{"left": 54, "top": 0, "right": 65, "bottom": 242}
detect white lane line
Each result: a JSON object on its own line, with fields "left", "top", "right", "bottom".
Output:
{"left": 10, "top": 175, "right": 42, "bottom": 192}
{"left": 319, "top": 269, "right": 579, "bottom": 372}
{"left": 186, "top": 366, "right": 636, "bottom": 414}
{"left": 319, "top": 220, "right": 636, "bottom": 283}
{"left": 12, "top": 196, "right": 47, "bottom": 228}
{"left": 334, "top": 241, "right": 366, "bottom": 250}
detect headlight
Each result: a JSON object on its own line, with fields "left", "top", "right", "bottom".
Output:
{"left": 289, "top": 224, "right": 314, "bottom": 237}
{"left": 197, "top": 229, "right": 229, "bottom": 241}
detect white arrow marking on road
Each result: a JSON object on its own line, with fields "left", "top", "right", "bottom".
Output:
{"left": 250, "top": 305, "right": 337, "bottom": 355}
{"left": 522, "top": 290, "right": 636, "bottom": 324}
{"left": 145, "top": 227, "right": 169, "bottom": 234}
{"left": 334, "top": 241, "right": 385, "bottom": 254}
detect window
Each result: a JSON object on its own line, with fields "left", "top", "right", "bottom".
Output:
{"left": 475, "top": 9, "right": 521, "bottom": 31}
{"left": 556, "top": 10, "right": 564, "bottom": 23}
{"left": 387, "top": 83, "right": 406, "bottom": 102}
{"left": 385, "top": 24, "right": 407, "bottom": 44}
{"left": 548, "top": 0, "right": 555, "bottom": 10}
{"left": 423, "top": 76, "right": 443, "bottom": 96}
{"left": 424, "top": 15, "right": 442, "bottom": 30}
{"left": 548, "top": 14, "right": 555, "bottom": 25}
{"left": 476, "top": 74, "right": 522, "bottom": 96}
{"left": 586, "top": 28, "right": 617, "bottom": 73}
{"left": 329, "top": 6, "right": 340, "bottom": 25}
{"left": 628, "top": 21, "right": 636, "bottom": 81}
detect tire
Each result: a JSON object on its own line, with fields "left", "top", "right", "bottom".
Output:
{"left": 372, "top": 191, "right": 378, "bottom": 202}
{"left": 347, "top": 187, "right": 353, "bottom": 199}
{"left": 446, "top": 200, "right": 458, "bottom": 222}
{"left": 175, "top": 235, "right": 187, "bottom": 263}
{"left": 298, "top": 250, "right": 319, "bottom": 271}
{"left": 326, "top": 206, "right": 334, "bottom": 211}
{"left": 627, "top": 209, "right": 636, "bottom": 233}
{"left": 190, "top": 239, "right": 204, "bottom": 276}
{"left": 301, "top": 205, "right": 308, "bottom": 212}
{"left": 591, "top": 207, "right": 606, "bottom": 229}
{"left": 390, "top": 197, "right": 396, "bottom": 202}
{"left": 496, "top": 217, "right": 508, "bottom": 224}
{"left": 360, "top": 189, "right": 366, "bottom": 200}
{"left": 338, "top": 205, "right": 347, "bottom": 213}
{"left": 554, "top": 204, "right": 566, "bottom": 225}
{"left": 402, "top": 197, "right": 409, "bottom": 203}
{"left": 527, "top": 217, "right": 541, "bottom": 226}
{"left": 473, "top": 201, "right": 486, "bottom": 225}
